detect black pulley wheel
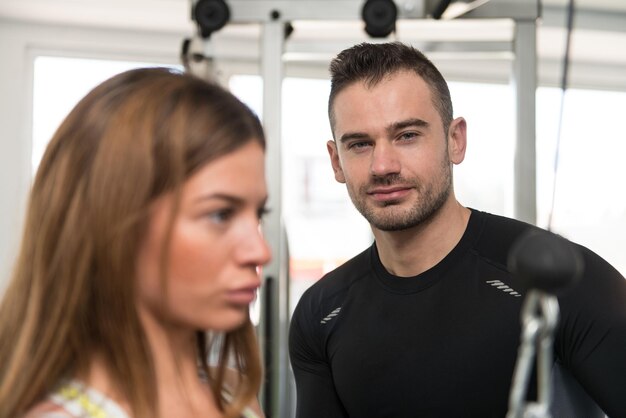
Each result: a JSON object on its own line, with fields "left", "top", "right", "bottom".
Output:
{"left": 508, "top": 229, "right": 584, "bottom": 293}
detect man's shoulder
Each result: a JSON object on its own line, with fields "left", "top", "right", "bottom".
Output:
{"left": 470, "top": 209, "right": 537, "bottom": 267}
{"left": 323, "top": 245, "right": 373, "bottom": 282}
{"left": 293, "top": 245, "right": 373, "bottom": 316}
{"left": 470, "top": 209, "right": 623, "bottom": 282}
{"left": 471, "top": 209, "right": 532, "bottom": 239}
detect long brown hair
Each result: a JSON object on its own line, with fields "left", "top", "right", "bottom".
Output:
{"left": 0, "top": 68, "right": 265, "bottom": 418}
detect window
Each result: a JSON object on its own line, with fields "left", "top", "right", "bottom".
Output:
{"left": 536, "top": 87, "right": 626, "bottom": 275}
{"left": 231, "top": 75, "right": 626, "bottom": 312}
{"left": 32, "top": 60, "right": 626, "bottom": 316}
{"left": 32, "top": 56, "right": 179, "bottom": 174}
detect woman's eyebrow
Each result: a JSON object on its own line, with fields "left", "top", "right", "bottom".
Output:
{"left": 192, "top": 193, "right": 269, "bottom": 207}
{"left": 192, "top": 193, "right": 243, "bottom": 205}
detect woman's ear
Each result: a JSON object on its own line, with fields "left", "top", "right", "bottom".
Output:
{"left": 448, "top": 117, "right": 467, "bottom": 165}
{"left": 327, "top": 140, "right": 346, "bottom": 183}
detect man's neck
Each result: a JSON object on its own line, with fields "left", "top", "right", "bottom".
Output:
{"left": 372, "top": 200, "right": 471, "bottom": 277}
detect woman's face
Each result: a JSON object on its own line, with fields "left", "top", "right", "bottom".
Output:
{"left": 136, "top": 140, "right": 271, "bottom": 333}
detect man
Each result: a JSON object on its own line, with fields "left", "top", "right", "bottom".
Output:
{"left": 289, "top": 42, "right": 626, "bottom": 417}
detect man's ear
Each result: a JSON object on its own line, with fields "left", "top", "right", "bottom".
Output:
{"left": 327, "top": 140, "right": 346, "bottom": 183}
{"left": 448, "top": 117, "right": 467, "bottom": 165}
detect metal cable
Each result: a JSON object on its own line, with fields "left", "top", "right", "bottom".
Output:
{"left": 546, "top": 0, "right": 576, "bottom": 231}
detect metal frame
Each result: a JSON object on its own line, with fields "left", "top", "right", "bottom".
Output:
{"left": 196, "top": 1, "right": 540, "bottom": 416}
{"left": 512, "top": 19, "right": 538, "bottom": 224}
{"left": 259, "top": 19, "right": 289, "bottom": 416}
{"left": 224, "top": 0, "right": 426, "bottom": 21}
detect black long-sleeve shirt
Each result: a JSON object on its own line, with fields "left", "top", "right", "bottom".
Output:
{"left": 289, "top": 210, "right": 626, "bottom": 417}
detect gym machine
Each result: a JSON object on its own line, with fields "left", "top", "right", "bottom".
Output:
{"left": 183, "top": 1, "right": 540, "bottom": 416}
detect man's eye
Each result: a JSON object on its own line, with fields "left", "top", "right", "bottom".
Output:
{"left": 348, "top": 141, "right": 371, "bottom": 150}
{"left": 398, "top": 132, "right": 419, "bottom": 141}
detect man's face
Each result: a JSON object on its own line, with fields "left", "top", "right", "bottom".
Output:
{"left": 327, "top": 70, "right": 465, "bottom": 232}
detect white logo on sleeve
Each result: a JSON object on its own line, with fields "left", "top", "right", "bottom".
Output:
{"left": 486, "top": 280, "right": 522, "bottom": 297}
{"left": 320, "top": 307, "right": 342, "bottom": 324}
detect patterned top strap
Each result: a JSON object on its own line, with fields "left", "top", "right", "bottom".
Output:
{"left": 48, "top": 380, "right": 130, "bottom": 418}
{"left": 47, "top": 379, "right": 261, "bottom": 418}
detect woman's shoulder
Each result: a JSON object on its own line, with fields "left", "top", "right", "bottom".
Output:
{"left": 23, "top": 380, "right": 130, "bottom": 418}
{"left": 22, "top": 400, "right": 72, "bottom": 418}
{"left": 216, "top": 367, "right": 264, "bottom": 418}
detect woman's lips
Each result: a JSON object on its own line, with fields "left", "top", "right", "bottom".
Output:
{"left": 225, "top": 286, "right": 259, "bottom": 305}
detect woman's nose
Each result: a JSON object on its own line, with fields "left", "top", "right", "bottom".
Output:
{"left": 239, "top": 223, "right": 272, "bottom": 268}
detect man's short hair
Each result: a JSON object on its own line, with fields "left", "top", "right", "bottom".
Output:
{"left": 328, "top": 42, "right": 453, "bottom": 138}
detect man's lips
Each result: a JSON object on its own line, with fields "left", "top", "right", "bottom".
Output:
{"left": 367, "top": 186, "right": 412, "bottom": 202}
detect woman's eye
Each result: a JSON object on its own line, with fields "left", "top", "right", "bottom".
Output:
{"left": 257, "top": 206, "right": 271, "bottom": 221}
{"left": 207, "top": 208, "right": 233, "bottom": 224}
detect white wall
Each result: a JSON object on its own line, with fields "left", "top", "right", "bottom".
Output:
{"left": 0, "top": 21, "right": 32, "bottom": 288}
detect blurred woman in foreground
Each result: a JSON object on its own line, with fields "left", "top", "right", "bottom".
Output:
{"left": 0, "top": 67, "right": 271, "bottom": 418}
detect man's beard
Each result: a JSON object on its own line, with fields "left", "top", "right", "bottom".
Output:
{"left": 347, "top": 162, "right": 452, "bottom": 232}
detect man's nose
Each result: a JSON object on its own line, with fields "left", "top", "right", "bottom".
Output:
{"left": 370, "top": 143, "right": 401, "bottom": 177}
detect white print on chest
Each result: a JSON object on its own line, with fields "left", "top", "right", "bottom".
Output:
{"left": 486, "top": 280, "right": 522, "bottom": 297}
{"left": 320, "top": 307, "right": 342, "bottom": 324}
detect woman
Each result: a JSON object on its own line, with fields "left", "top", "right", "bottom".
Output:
{"left": 0, "top": 68, "right": 271, "bottom": 418}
